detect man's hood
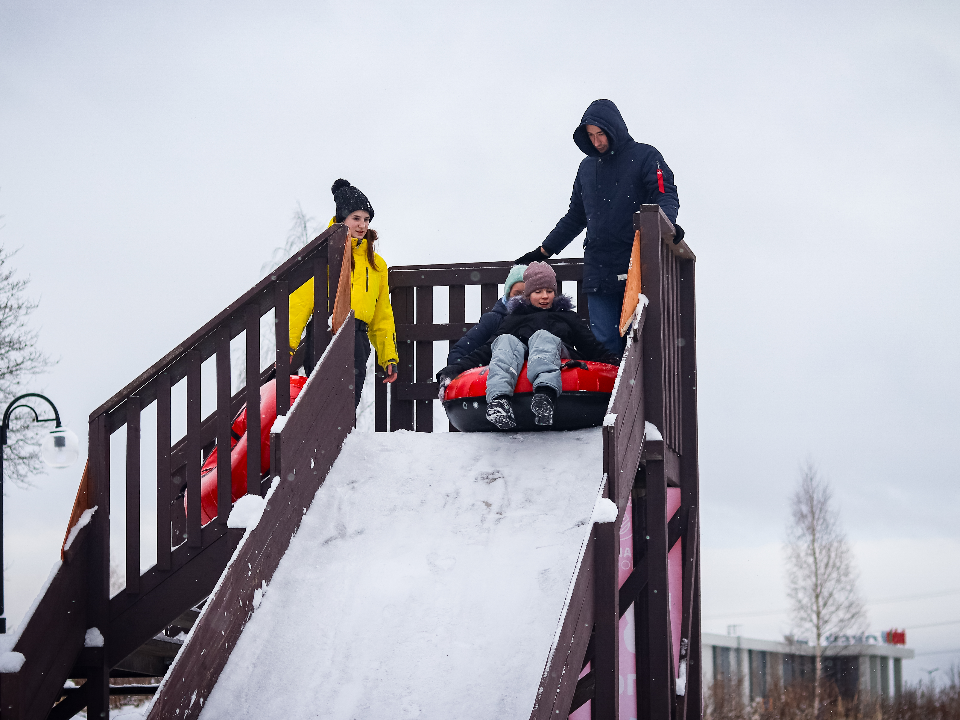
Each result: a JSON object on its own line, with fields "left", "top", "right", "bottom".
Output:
{"left": 572, "top": 99, "right": 633, "bottom": 157}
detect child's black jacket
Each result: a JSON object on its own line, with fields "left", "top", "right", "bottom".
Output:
{"left": 438, "top": 295, "right": 620, "bottom": 379}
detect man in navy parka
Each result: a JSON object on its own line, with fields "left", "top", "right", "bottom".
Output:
{"left": 516, "top": 99, "right": 681, "bottom": 355}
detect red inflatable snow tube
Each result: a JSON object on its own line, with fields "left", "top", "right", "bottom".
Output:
{"left": 441, "top": 361, "right": 618, "bottom": 432}
{"left": 191, "top": 376, "right": 308, "bottom": 525}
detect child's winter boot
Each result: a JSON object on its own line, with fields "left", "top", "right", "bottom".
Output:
{"left": 486, "top": 396, "right": 516, "bottom": 430}
{"left": 531, "top": 388, "right": 556, "bottom": 426}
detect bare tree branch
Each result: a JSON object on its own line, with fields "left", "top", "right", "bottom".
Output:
{"left": 0, "top": 244, "right": 55, "bottom": 488}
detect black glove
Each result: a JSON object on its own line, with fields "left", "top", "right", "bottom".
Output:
{"left": 515, "top": 247, "right": 551, "bottom": 264}
{"left": 672, "top": 224, "right": 685, "bottom": 245}
{"left": 436, "top": 366, "right": 458, "bottom": 383}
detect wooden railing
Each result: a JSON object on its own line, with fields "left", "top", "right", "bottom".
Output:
{"left": 3, "top": 224, "right": 350, "bottom": 719}
{"left": 375, "top": 259, "right": 589, "bottom": 432}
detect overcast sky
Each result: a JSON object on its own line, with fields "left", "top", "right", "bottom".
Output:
{"left": 2, "top": 0, "right": 958, "bottom": 685}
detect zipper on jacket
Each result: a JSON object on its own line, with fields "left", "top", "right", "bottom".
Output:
{"left": 366, "top": 267, "right": 369, "bottom": 292}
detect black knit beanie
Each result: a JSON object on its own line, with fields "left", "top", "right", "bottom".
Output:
{"left": 331, "top": 179, "right": 374, "bottom": 223}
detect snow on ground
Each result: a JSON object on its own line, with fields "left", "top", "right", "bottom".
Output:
{"left": 200, "top": 427, "right": 603, "bottom": 719}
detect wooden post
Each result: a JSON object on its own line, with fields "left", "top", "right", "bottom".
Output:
{"left": 86, "top": 414, "right": 111, "bottom": 718}
{"left": 216, "top": 330, "right": 233, "bottom": 524}
{"left": 245, "top": 305, "right": 261, "bottom": 497}
{"left": 156, "top": 373, "right": 172, "bottom": 570}
{"left": 678, "top": 254, "right": 702, "bottom": 719}
{"left": 593, "top": 435, "right": 620, "bottom": 719}
{"left": 391, "top": 286, "right": 415, "bottom": 431}
{"left": 275, "top": 280, "right": 291, "bottom": 417}
{"left": 415, "top": 285, "right": 434, "bottom": 432}
{"left": 125, "top": 396, "right": 141, "bottom": 595}
{"left": 186, "top": 351, "right": 202, "bottom": 546}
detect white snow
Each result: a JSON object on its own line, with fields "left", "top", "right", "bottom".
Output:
{"left": 603, "top": 413, "right": 617, "bottom": 427}
{"left": 85, "top": 627, "right": 104, "bottom": 647}
{"left": 644, "top": 421, "right": 663, "bottom": 441}
{"left": 227, "top": 494, "right": 266, "bottom": 530}
{"left": 63, "top": 506, "right": 97, "bottom": 552}
{"left": 269, "top": 413, "right": 287, "bottom": 434}
{"left": 199, "top": 428, "right": 604, "bottom": 719}
{"left": 0, "top": 652, "right": 25, "bottom": 673}
{"left": 676, "top": 658, "right": 687, "bottom": 696}
{"left": 592, "top": 497, "right": 619, "bottom": 524}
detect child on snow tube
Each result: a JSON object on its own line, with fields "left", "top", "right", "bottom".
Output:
{"left": 436, "top": 261, "right": 620, "bottom": 430}
{"left": 287, "top": 179, "right": 399, "bottom": 406}
{"left": 445, "top": 264, "right": 527, "bottom": 367}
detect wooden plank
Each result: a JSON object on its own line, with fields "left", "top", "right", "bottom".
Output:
{"left": 592, "top": 489, "right": 620, "bottom": 719}
{"left": 274, "top": 281, "right": 291, "bottom": 416}
{"left": 90, "top": 225, "right": 340, "bottom": 422}
{"left": 125, "top": 396, "right": 141, "bottom": 595}
{"left": 392, "top": 382, "right": 443, "bottom": 401}
{"left": 86, "top": 413, "right": 111, "bottom": 720}
{"left": 480, "top": 283, "right": 498, "bottom": 314}
{"left": 245, "top": 305, "right": 261, "bottom": 497}
{"left": 390, "top": 286, "right": 415, "bottom": 431}
{"left": 637, "top": 207, "right": 666, "bottom": 442}
{"left": 394, "top": 323, "right": 472, "bottom": 342}
{"left": 216, "top": 331, "right": 232, "bottom": 524}
{"left": 156, "top": 374, "right": 172, "bottom": 571}
{"left": 528, "top": 535, "right": 595, "bottom": 720}
{"left": 144, "top": 314, "right": 355, "bottom": 720}
{"left": 643, "top": 457, "right": 672, "bottom": 720}
{"left": 676, "top": 511, "right": 699, "bottom": 720}
{"left": 185, "top": 351, "right": 202, "bottom": 548}
{"left": 678, "top": 255, "right": 702, "bottom": 719}
{"left": 447, "top": 284, "right": 465, "bottom": 432}
{"left": 415, "top": 285, "right": 434, "bottom": 432}
{"left": 312, "top": 252, "right": 330, "bottom": 366}
{"left": 389, "top": 258, "right": 584, "bottom": 287}
{"left": 5, "top": 523, "right": 90, "bottom": 720}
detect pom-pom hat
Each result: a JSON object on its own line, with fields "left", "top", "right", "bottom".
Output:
{"left": 331, "top": 179, "right": 374, "bottom": 223}
{"left": 522, "top": 261, "right": 558, "bottom": 298}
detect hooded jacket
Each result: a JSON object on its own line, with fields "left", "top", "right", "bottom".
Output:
{"left": 542, "top": 99, "right": 679, "bottom": 294}
{"left": 288, "top": 220, "right": 399, "bottom": 369}
{"left": 440, "top": 295, "right": 620, "bottom": 378}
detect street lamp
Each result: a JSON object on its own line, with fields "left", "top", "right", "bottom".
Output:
{"left": 0, "top": 393, "right": 79, "bottom": 633}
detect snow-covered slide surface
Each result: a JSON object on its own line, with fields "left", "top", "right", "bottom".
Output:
{"left": 200, "top": 428, "right": 604, "bottom": 719}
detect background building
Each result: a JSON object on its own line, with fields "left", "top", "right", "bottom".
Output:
{"left": 703, "top": 632, "right": 915, "bottom": 704}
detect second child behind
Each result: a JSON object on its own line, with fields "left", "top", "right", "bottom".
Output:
{"left": 437, "top": 262, "right": 620, "bottom": 430}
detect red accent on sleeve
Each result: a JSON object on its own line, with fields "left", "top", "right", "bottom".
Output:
{"left": 657, "top": 167, "right": 665, "bottom": 194}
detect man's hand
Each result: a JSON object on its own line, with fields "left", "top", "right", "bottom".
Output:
{"left": 672, "top": 224, "right": 685, "bottom": 245}
{"left": 382, "top": 364, "right": 398, "bottom": 384}
{"left": 515, "top": 246, "right": 551, "bottom": 264}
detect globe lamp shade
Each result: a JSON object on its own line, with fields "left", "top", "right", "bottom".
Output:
{"left": 41, "top": 427, "right": 79, "bottom": 469}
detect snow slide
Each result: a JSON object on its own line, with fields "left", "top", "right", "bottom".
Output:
{"left": 198, "top": 427, "right": 604, "bottom": 719}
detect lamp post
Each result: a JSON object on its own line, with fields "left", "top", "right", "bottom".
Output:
{"left": 0, "top": 393, "right": 79, "bottom": 633}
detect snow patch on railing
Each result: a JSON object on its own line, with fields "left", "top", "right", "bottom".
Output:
{"left": 227, "top": 494, "right": 267, "bottom": 530}
{"left": 63, "top": 506, "right": 98, "bottom": 552}
{"left": 0, "top": 652, "right": 25, "bottom": 673}
{"left": 644, "top": 421, "right": 663, "bottom": 441}
{"left": 592, "top": 497, "right": 619, "bottom": 524}
{"left": 85, "top": 627, "right": 105, "bottom": 647}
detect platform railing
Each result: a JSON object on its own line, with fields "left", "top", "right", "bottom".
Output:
{"left": 376, "top": 259, "right": 589, "bottom": 432}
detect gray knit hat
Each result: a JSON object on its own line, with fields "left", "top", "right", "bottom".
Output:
{"left": 522, "top": 261, "right": 557, "bottom": 298}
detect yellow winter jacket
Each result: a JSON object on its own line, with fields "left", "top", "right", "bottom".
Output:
{"left": 288, "top": 222, "right": 399, "bottom": 369}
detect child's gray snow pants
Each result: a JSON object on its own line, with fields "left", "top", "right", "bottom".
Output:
{"left": 485, "top": 330, "right": 563, "bottom": 402}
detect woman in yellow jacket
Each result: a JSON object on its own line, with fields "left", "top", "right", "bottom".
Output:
{"left": 288, "top": 179, "right": 398, "bottom": 406}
